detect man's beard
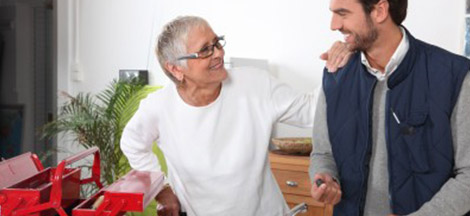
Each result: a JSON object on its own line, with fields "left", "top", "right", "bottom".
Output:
{"left": 345, "top": 16, "right": 378, "bottom": 51}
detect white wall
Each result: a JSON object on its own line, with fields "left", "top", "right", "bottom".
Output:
{"left": 56, "top": 0, "right": 467, "bottom": 141}
{"left": 67, "top": 0, "right": 158, "bottom": 95}
{"left": 406, "top": 0, "right": 466, "bottom": 54}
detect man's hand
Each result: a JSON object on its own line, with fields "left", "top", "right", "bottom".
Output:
{"left": 321, "top": 41, "right": 353, "bottom": 73}
{"left": 155, "top": 186, "right": 181, "bottom": 216}
{"left": 311, "top": 173, "right": 342, "bottom": 205}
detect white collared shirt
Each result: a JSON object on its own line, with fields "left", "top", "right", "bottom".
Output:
{"left": 361, "top": 27, "right": 409, "bottom": 81}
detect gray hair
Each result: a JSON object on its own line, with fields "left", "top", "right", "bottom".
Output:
{"left": 156, "top": 16, "right": 210, "bottom": 84}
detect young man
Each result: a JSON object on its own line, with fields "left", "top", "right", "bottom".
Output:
{"left": 309, "top": 0, "right": 470, "bottom": 215}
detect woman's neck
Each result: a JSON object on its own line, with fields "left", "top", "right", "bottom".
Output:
{"left": 177, "top": 83, "right": 222, "bottom": 106}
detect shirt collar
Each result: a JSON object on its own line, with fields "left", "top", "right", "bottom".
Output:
{"left": 360, "top": 27, "right": 409, "bottom": 81}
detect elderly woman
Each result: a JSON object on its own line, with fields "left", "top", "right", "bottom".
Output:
{"left": 120, "top": 16, "right": 349, "bottom": 216}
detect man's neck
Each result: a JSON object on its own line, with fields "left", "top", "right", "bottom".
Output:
{"left": 364, "top": 25, "right": 403, "bottom": 73}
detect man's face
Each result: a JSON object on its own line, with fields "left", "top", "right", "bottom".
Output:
{"left": 329, "top": 0, "right": 378, "bottom": 51}
{"left": 181, "top": 25, "right": 227, "bottom": 88}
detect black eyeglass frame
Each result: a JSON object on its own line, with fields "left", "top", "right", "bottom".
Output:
{"left": 177, "top": 36, "right": 226, "bottom": 60}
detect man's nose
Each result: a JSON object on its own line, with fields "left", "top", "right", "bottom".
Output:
{"left": 330, "top": 15, "right": 342, "bottom": 31}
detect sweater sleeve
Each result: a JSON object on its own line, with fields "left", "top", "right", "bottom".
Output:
{"left": 409, "top": 72, "right": 470, "bottom": 216}
{"left": 308, "top": 87, "right": 340, "bottom": 183}
{"left": 120, "top": 94, "right": 162, "bottom": 172}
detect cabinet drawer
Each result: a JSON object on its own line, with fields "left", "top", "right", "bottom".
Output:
{"left": 285, "top": 194, "right": 331, "bottom": 216}
{"left": 287, "top": 203, "right": 323, "bottom": 216}
{"left": 272, "top": 169, "right": 311, "bottom": 197}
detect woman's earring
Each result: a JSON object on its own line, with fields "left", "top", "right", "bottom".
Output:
{"left": 177, "top": 74, "right": 185, "bottom": 84}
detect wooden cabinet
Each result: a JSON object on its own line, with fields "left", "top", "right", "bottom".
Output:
{"left": 269, "top": 152, "right": 333, "bottom": 216}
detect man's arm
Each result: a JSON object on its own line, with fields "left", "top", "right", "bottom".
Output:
{"left": 410, "top": 73, "right": 470, "bottom": 216}
{"left": 309, "top": 88, "right": 339, "bottom": 179}
{"left": 308, "top": 88, "right": 342, "bottom": 205}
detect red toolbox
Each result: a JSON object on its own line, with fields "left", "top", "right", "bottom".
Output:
{"left": 0, "top": 147, "right": 102, "bottom": 216}
{"left": 72, "top": 170, "right": 164, "bottom": 216}
{"left": 0, "top": 147, "right": 164, "bottom": 216}
{"left": 0, "top": 152, "right": 44, "bottom": 190}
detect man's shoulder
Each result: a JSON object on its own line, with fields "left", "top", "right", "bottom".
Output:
{"left": 415, "top": 39, "right": 470, "bottom": 64}
{"left": 322, "top": 52, "right": 363, "bottom": 89}
{"left": 413, "top": 39, "right": 470, "bottom": 83}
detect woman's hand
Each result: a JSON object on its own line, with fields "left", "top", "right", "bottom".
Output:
{"left": 321, "top": 41, "right": 353, "bottom": 73}
{"left": 155, "top": 186, "right": 181, "bottom": 216}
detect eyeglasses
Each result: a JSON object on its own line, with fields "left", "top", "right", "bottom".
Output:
{"left": 177, "top": 36, "right": 226, "bottom": 60}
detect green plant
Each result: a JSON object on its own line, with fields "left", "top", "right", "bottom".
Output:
{"left": 41, "top": 79, "right": 162, "bottom": 185}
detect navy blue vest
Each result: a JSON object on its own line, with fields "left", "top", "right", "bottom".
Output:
{"left": 323, "top": 29, "right": 470, "bottom": 215}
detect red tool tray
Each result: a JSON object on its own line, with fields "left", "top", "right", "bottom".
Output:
{"left": 73, "top": 170, "right": 164, "bottom": 216}
{"left": 0, "top": 152, "right": 44, "bottom": 190}
{"left": 0, "top": 147, "right": 164, "bottom": 216}
{"left": 0, "top": 147, "right": 102, "bottom": 216}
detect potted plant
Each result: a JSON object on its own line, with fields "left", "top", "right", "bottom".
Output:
{"left": 41, "top": 79, "right": 165, "bottom": 215}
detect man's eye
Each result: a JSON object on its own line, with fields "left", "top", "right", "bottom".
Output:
{"left": 337, "top": 11, "right": 349, "bottom": 17}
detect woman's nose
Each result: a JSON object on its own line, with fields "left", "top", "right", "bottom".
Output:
{"left": 212, "top": 45, "right": 224, "bottom": 58}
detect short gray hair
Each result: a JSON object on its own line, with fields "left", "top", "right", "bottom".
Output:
{"left": 156, "top": 16, "right": 209, "bottom": 84}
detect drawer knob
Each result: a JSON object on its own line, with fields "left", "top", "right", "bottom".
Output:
{"left": 286, "top": 180, "right": 298, "bottom": 187}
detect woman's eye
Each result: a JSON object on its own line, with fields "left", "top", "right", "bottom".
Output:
{"left": 200, "top": 46, "right": 210, "bottom": 53}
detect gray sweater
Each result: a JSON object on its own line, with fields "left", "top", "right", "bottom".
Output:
{"left": 309, "top": 73, "right": 470, "bottom": 216}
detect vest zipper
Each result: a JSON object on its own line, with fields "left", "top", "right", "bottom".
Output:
{"left": 385, "top": 89, "right": 394, "bottom": 213}
{"left": 358, "top": 79, "right": 377, "bottom": 216}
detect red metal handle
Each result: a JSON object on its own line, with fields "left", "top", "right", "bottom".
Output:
{"left": 31, "top": 153, "right": 44, "bottom": 171}
{"left": 63, "top": 147, "right": 99, "bottom": 166}
{"left": 62, "top": 146, "right": 103, "bottom": 188}
{"left": 50, "top": 147, "right": 103, "bottom": 209}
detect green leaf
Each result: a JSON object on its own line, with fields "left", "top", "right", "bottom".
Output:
{"left": 40, "top": 80, "right": 164, "bottom": 186}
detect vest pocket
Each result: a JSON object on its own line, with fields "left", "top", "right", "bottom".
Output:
{"left": 401, "top": 111, "right": 430, "bottom": 173}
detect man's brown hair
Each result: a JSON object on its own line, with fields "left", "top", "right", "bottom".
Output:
{"left": 358, "top": 0, "right": 407, "bottom": 25}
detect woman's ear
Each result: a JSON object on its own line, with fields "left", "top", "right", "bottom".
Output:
{"left": 165, "top": 62, "right": 185, "bottom": 82}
